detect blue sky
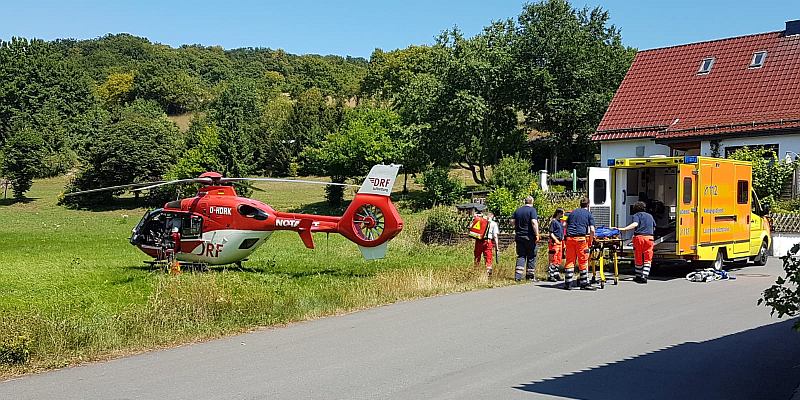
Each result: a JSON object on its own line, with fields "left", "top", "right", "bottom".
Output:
{"left": 0, "top": 0, "right": 796, "bottom": 58}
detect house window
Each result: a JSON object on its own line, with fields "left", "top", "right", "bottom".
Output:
{"left": 697, "top": 57, "right": 715, "bottom": 75}
{"left": 737, "top": 180, "right": 749, "bottom": 204}
{"left": 750, "top": 51, "right": 767, "bottom": 68}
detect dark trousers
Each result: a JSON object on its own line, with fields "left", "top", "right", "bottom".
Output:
{"left": 515, "top": 236, "right": 538, "bottom": 281}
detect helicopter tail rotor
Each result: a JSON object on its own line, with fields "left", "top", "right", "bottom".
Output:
{"left": 337, "top": 165, "right": 403, "bottom": 256}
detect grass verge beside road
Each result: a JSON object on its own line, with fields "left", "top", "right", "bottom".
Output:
{"left": 0, "top": 176, "right": 545, "bottom": 377}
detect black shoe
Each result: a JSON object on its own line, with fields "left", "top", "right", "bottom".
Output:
{"left": 580, "top": 284, "right": 597, "bottom": 291}
{"left": 637, "top": 277, "right": 648, "bottom": 284}
{"left": 547, "top": 277, "right": 558, "bottom": 282}
{"left": 487, "top": 269, "right": 492, "bottom": 277}
{"left": 633, "top": 276, "right": 643, "bottom": 283}
{"left": 526, "top": 276, "right": 539, "bottom": 282}
{"left": 564, "top": 282, "right": 573, "bottom": 290}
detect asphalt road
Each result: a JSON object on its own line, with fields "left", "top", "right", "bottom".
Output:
{"left": 2, "top": 259, "right": 800, "bottom": 400}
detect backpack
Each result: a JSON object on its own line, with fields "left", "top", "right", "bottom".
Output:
{"left": 468, "top": 216, "right": 490, "bottom": 240}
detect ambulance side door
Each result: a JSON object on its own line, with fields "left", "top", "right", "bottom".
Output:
{"left": 698, "top": 162, "right": 713, "bottom": 244}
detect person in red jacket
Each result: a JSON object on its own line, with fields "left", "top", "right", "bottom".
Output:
{"left": 474, "top": 212, "right": 500, "bottom": 276}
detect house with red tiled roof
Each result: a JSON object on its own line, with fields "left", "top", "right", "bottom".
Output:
{"left": 593, "top": 20, "right": 800, "bottom": 162}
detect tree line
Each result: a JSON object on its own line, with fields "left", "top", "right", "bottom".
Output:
{"left": 0, "top": 0, "right": 635, "bottom": 206}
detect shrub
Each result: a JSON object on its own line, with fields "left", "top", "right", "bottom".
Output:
{"left": 550, "top": 170, "right": 573, "bottom": 179}
{"left": 759, "top": 242, "right": 800, "bottom": 331}
{"left": 486, "top": 187, "right": 518, "bottom": 216}
{"left": 417, "top": 167, "right": 464, "bottom": 208}
{"left": 423, "top": 205, "right": 461, "bottom": 233}
{"left": 489, "top": 155, "right": 534, "bottom": 197}
{"left": 0, "top": 335, "right": 31, "bottom": 365}
{"left": 728, "top": 147, "right": 793, "bottom": 205}
{"left": 550, "top": 184, "right": 566, "bottom": 192}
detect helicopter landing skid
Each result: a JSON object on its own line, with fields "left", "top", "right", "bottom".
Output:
{"left": 144, "top": 260, "right": 208, "bottom": 273}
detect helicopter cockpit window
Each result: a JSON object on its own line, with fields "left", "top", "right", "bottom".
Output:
{"left": 238, "top": 204, "right": 269, "bottom": 221}
{"left": 182, "top": 215, "right": 203, "bottom": 238}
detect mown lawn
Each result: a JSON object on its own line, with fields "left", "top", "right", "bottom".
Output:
{"left": 0, "top": 175, "right": 538, "bottom": 377}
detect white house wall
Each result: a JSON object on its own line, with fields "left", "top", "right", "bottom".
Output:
{"left": 698, "top": 134, "right": 800, "bottom": 158}
{"left": 600, "top": 139, "right": 671, "bottom": 163}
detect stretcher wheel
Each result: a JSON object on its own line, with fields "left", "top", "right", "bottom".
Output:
{"left": 600, "top": 281, "right": 605, "bottom": 289}
{"left": 613, "top": 279, "right": 618, "bottom": 285}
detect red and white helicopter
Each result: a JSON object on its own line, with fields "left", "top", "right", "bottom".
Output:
{"left": 66, "top": 164, "right": 403, "bottom": 265}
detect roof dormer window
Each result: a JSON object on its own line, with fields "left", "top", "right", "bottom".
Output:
{"left": 697, "top": 57, "right": 715, "bottom": 75}
{"left": 750, "top": 51, "right": 767, "bottom": 68}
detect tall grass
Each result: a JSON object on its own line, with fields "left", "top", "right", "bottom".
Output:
{"left": 0, "top": 176, "right": 548, "bottom": 377}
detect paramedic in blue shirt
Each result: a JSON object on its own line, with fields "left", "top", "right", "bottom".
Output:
{"left": 618, "top": 201, "right": 656, "bottom": 284}
{"left": 564, "top": 198, "right": 596, "bottom": 290}
{"left": 511, "top": 196, "right": 540, "bottom": 281}
{"left": 547, "top": 208, "right": 565, "bottom": 282}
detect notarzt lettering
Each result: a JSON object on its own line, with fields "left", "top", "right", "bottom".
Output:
{"left": 275, "top": 219, "right": 300, "bottom": 227}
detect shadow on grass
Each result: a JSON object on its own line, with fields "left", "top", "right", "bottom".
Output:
{"left": 514, "top": 319, "right": 800, "bottom": 399}
{"left": 0, "top": 197, "right": 38, "bottom": 206}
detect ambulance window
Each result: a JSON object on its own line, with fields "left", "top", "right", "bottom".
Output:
{"left": 683, "top": 178, "right": 692, "bottom": 204}
{"left": 593, "top": 179, "right": 607, "bottom": 204}
{"left": 737, "top": 181, "right": 749, "bottom": 204}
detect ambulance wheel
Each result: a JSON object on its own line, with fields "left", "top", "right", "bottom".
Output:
{"left": 712, "top": 249, "right": 725, "bottom": 271}
{"left": 753, "top": 239, "right": 769, "bottom": 266}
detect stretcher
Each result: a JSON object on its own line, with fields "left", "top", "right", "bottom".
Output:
{"left": 588, "top": 236, "right": 621, "bottom": 289}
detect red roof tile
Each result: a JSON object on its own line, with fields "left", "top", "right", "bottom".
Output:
{"left": 593, "top": 30, "right": 800, "bottom": 141}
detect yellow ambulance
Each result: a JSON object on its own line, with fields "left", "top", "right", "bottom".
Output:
{"left": 588, "top": 156, "right": 771, "bottom": 269}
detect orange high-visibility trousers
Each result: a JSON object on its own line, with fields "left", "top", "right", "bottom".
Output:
{"left": 549, "top": 239, "right": 563, "bottom": 266}
{"left": 474, "top": 239, "right": 494, "bottom": 268}
{"left": 633, "top": 235, "right": 654, "bottom": 266}
{"left": 565, "top": 236, "right": 590, "bottom": 272}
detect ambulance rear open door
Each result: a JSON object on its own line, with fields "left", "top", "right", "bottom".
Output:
{"left": 678, "top": 164, "right": 697, "bottom": 257}
{"left": 589, "top": 167, "right": 612, "bottom": 228}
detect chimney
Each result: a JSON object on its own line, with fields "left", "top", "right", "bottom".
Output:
{"left": 787, "top": 20, "right": 800, "bottom": 36}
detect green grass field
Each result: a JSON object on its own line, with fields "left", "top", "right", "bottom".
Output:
{"left": 0, "top": 175, "right": 544, "bottom": 377}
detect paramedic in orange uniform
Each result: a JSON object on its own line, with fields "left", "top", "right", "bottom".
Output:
{"left": 564, "top": 198, "right": 596, "bottom": 290}
{"left": 547, "top": 208, "right": 565, "bottom": 282}
{"left": 474, "top": 212, "right": 500, "bottom": 276}
{"left": 618, "top": 201, "right": 656, "bottom": 284}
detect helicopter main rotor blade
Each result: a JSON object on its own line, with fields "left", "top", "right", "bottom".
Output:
{"left": 132, "top": 178, "right": 214, "bottom": 192}
{"left": 220, "top": 178, "right": 358, "bottom": 187}
{"left": 63, "top": 181, "right": 168, "bottom": 196}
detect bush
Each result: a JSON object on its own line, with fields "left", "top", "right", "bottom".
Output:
{"left": 728, "top": 147, "right": 793, "bottom": 205}
{"left": 0, "top": 335, "right": 31, "bottom": 365}
{"left": 489, "top": 155, "right": 534, "bottom": 197}
{"left": 417, "top": 167, "right": 464, "bottom": 208}
{"left": 550, "top": 185, "right": 566, "bottom": 192}
{"left": 486, "top": 187, "right": 518, "bottom": 216}
{"left": 423, "top": 205, "right": 461, "bottom": 233}
{"left": 550, "top": 170, "right": 573, "bottom": 179}
{"left": 759, "top": 242, "right": 800, "bottom": 331}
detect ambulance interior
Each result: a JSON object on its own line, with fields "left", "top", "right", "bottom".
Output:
{"left": 614, "top": 167, "right": 678, "bottom": 253}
